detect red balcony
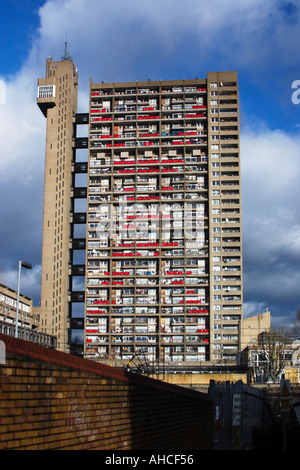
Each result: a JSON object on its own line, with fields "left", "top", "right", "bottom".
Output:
{"left": 166, "top": 271, "right": 184, "bottom": 275}
{"left": 91, "top": 109, "right": 107, "bottom": 113}
{"left": 185, "top": 113, "right": 205, "bottom": 118}
{"left": 136, "top": 242, "right": 159, "bottom": 247}
{"left": 117, "top": 169, "right": 135, "bottom": 173}
{"left": 137, "top": 159, "right": 159, "bottom": 164}
{"left": 138, "top": 134, "right": 159, "bottom": 138}
{"left": 112, "top": 272, "right": 130, "bottom": 275}
{"left": 137, "top": 196, "right": 159, "bottom": 200}
{"left": 112, "top": 252, "right": 134, "bottom": 256}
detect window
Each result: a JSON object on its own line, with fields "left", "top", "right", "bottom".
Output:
{"left": 38, "top": 85, "right": 56, "bottom": 98}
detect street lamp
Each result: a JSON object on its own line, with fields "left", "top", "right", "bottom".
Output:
{"left": 15, "top": 260, "right": 32, "bottom": 338}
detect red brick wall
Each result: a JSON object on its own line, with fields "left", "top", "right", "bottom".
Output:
{"left": 0, "top": 334, "right": 213, "bottom": 450}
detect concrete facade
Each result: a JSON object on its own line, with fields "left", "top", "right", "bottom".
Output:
{"left": 86, "top": 72, "right": 242, "bottom": 365}
{"left": 37, "top": 58, "right": 78, "bottom": 352}
{"left": 0, "top": 283, "right": 36, "bottom": 330}
{"left": 37, "top": 59, "right": 243, "bottom": 366}
{"left": 240, "top": 310, "right": 271, "bottom": 351}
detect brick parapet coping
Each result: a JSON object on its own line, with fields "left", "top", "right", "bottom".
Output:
{"left": 0, "top": 333, "right": 211, "bottom": 401}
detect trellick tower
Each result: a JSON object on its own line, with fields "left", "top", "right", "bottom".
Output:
{"left": 37, "top": 55, "right": 79, "bottom": 352}
{"left": 37, "top": 61, "right": 243, "bottom": 365}
{"left": 85, "top": 72, "right": 243, "bottom": 366}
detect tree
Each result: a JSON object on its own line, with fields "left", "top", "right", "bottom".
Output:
{"left": 252, "top": 328, "right": 293, "bottom": 383}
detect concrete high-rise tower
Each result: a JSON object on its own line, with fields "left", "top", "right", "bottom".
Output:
{"left": 37, "top": 56, "right": 79, "bottom": 352}
{"left": 38, "top": 59, "right": 243, "bottom": 366}
{"left": 85, "top": 73, "right": 243, "bottom": 367}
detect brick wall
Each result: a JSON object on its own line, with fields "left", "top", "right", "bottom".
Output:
{"left": 0, "top": 334, "right": 213, "bottom": 450}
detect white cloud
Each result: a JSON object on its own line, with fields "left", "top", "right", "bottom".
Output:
{"left": 0, "top": 57, "right": 45, "bottom": 299}
{"left": 31, "top": 0, "right": 300, "bottom": 84}
{"left": 241, "top": 125, "right": 300, "bottom": 258}
{"left": 0, "top": 68, "right": 45, "bottom": 182}
{"left": 241, "top": 124, "right": 300, "bottom": 325}
{"left": 0, "top": 264, "right": 41, "bottom": 302}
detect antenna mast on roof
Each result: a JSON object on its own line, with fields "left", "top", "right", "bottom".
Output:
{"left": 61, "top": 33, "right": 72, "bottom": 61}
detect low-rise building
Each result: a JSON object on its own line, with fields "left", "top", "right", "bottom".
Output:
{"left": 237, "top": 311, "right": 300, "bottom": 383}
{"left": 0, "top": 283, "right": 38, "bottom": 331}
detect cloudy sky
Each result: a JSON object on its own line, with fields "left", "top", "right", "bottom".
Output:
{"left": 1, "top": 0, "right": 300, "bottom": 329}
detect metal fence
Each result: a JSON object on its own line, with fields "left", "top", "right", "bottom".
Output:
{"left": 209, "top": 380, "right": 274, "bottom": 450}
{"left": 0, "top": 321, "right": 57, "bottom": 349}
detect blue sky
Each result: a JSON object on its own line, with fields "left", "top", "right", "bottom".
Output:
{"left": 0, "top": 1, "right": 41, "bottom": 75}
{"left": 1, "top": 0, "right": 300, "bottom": 329}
